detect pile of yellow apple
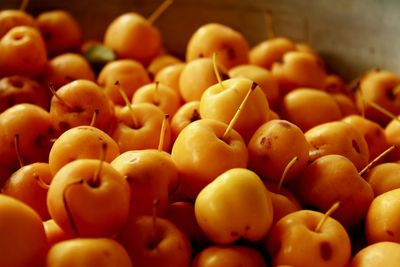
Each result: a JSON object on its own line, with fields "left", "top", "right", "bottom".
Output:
{"left": 2, "top": 2, "right": 400, "bottom": 267}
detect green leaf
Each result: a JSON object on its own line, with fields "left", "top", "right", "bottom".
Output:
{"left": 84, "top": 44, "right": 116, "bottom": 65}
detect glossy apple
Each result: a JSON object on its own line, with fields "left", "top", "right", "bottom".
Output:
{"left": 195, "top": 168, "right": 273, "bottom": 244}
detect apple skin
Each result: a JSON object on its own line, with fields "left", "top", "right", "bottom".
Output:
{"left": 111, "top": 149, "right": 179, "bottom": 219}
{"left": 118, "top": 215, "right": 191, "bottom": 267}
{"left": 199, "top": 77, "right": 270, "bottom": 143}
{"left": 195, "top": 168, "right": 273, "bottom": 244}
{"left": 104, "top": 13, "right": 162, "bottom": 66}
{"left": 192, "top": 245, "right": 267, "bottom": 267}
{"left": 266, "top": 209, "right": 351, "bottom": 267}
{"left": 171, "top": 118, "right": 248, "bottom": 200}
{"left": 365, "top": 188, "right": 400, "bottom": 244}
{"left": 0, "top": 194, "right": 47, "bottom": 267}
{"left": 47, "top": 159, "right": 130, "bottom": 238}
{"left": 46, "top": 238, "right": 133, "bottom": 267}
{"left": 349, "top": 242, "right": 400, "bottom": 267}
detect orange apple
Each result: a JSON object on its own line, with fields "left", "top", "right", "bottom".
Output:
{"left": 192, "top": 245, "right": 267, "bottom": 267}
{"left": 118, "top": 215, "right": 191, "bottom": 267}
{"left": 186, "top": 23, "right": 249, "bottom": 69}
{"left": 111, "top": 149, "right": 179, "bottom": 218}
{"left": 47, "top": 159, "right": 130, "bottom": 237}
{"left": 46, "top": 238, "right": 133, "bottom": 267}
{"left": 0, "top": 194, "right": 47, "bottom": 267}
{"left": 199, "top": 77, "right": 270, "bottom": 143}
{"left": 171, "top": 118, "right": 248, "bottom": 200}
{"left": 195, "top": 168, "right": 273, "bottom": 244}
{"left": 266, "top": 209, "right": 351, "bottom": 267}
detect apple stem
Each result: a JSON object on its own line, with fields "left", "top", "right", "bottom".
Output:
{"left": 277, "top": 156, "right": 298, "bottom": 192}
{"left": 148, "top": 0, "right": 174, "bottom": 25}
{"left": 158, "top": 114, "right": 170, "bottom": 151}
{"left": 153, "top": 81, "right": 160, "bottom": 106}
{"left": 14, "top": 134, "right": 24, "bottom": 168}
{"left": 359, "top": 145, "right": 396, "bottom": 176}
{"left": 315, "top": 201, "right": 340, "bottom": 233}
{"left": 360, "top": 92, "right": 400, "bottom": 122}
{"left": 90, "top": 109, "right": 99, "bottom": 127}
{"left": 92, "top": 142, "right": 107, "bottom": 187}
{"left": 115, "top": 81, "right": 139, "bottom": 128}
{"left": 346, "top": 77, "right": 361, "bottom": 93}
{"left": 49, "top": 82, "right": 74, "bottom": 111}
{"left": 33, "top": 173, "right": 50, "bottom": 190}
{"left": 20, "top": 0, "right": 29, "bottom": 11}
{"left": 213, "top": 52, "right": 224, "bottom": 89}
{"left": 63, "top": 179, "right": 84, "bottom": 236}
{"left": 356, "top": 90, "right": 366, "bottom": 118}
{"left": 264, "top": 9, "right": 276, "bottom": 39}
{"left": 221, "top": 82, "right": 258, "bottom": 142}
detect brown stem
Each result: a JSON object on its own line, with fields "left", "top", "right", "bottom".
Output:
{"left": 90, "top": 109, "right": 99, "bottom": 127}
{"left": 33, "top": 173, "right": 50, "bottom": 190}
{"left": 91, "top": 142, "right": 107, "bottom": 187}
{"left": 49, "top": 82, "right": 74, "bottom": 110}
{"left": 361, "top": 94, "right": 400, "bottom": 122}
{"left": 213, "top": 52, "right": 224, "bottom": 89}
{"left": 148, "top": 0, "right": 174, "bottom": 25}
{"left": 315, "top": 201, "right": 340, "bottom": 233}
{"left": 14, "top": 134, "right": 24, "bottom": 168}
{"left": 359, "top": 145, "right": 396, "bottom": 176}
{"left": 115, "top": 81, "right": 139, "bottom": 128}
{"left": 277, "top": 156, "right": 298, "bottom": 192}
{"left": 158, "top": 114, "right": 170, "bottom": 151}
{"left": 63, "top": 179, "right": 84, "bottom": 236}
{"left": 20, "top": 0, "right": 29, "bottom": 11}
{"left": 221, "top": 82, "right": 258, "bottom": 142}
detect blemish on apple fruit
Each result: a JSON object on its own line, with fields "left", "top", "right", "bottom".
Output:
{"left": 101, "top": 250, "right": 111, "bottom": 257}
{"left": 12, "top": 33, "right": 24, "bottom": 41}
{"left": 261, "top": 154, "right": 269, "bottom": 162}
{"left": 386, "top": 229, "right": 395, "bottom": 237}
{"left": 221, "top": 43, "right": 236, "bottom": 60}
{"left": 319, "top": 241, "right": 333, "bottom": 261}
{"left": 278, "top": 121, "right": 292, "bottom": 128}
{"left": 129, "top": 157, "right": 138, "bottom": 163}
{"left": 260, "top": 136, "right": 272, "bottom": 149}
